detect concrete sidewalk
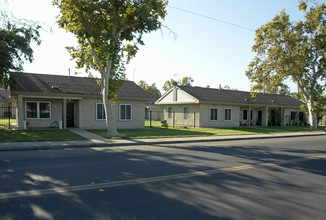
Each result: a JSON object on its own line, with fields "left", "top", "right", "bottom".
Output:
{"left": 0, "top": 128, "right": 324, "bottom": 152}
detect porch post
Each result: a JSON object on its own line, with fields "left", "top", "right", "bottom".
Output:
{"left": 63, "top": 98, "right": 67, "bottom": 129}
{"left": 280, "top": 107, "right": 284, "bottom": 126}
{"left": 262, "top": 106, "right": 269, "bottom": 126}
{"left": 248, "top": 105, "right": 252, "bottom": 127}
{"left": 17, "top": 95, "right": 24, "bottom": 129}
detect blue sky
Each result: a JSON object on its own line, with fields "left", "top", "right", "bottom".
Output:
{"left": 4, "top": 0, "right": 325, "bottom": 92}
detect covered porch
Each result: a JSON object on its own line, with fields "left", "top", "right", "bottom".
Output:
{"left": 15, "top": 94, "right": 81, "bottom": 129}
{"left": 239, "top": 105, "right": 304, "bottom": 127}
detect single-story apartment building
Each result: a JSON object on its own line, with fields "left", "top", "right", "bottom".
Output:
{"left": 155, "top": 85, "right": 306, "bottom": 128}
{"left": 9, "top": 72, "right": 152, "bottom": 129}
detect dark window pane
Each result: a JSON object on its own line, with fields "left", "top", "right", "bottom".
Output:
{"left": 26, "top": 102, "right": 37, "bottom": 118}
{"left": 39, "top": 103, "right": 50, "bottom": 118}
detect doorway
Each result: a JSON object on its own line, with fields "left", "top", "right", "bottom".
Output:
{"left": 67, "top": 102, "right": 75, "bottom": 127}
{"left": 271, "top": 110, "right": 276, "bottom": 126}
{"left": 257, "top": 110, "right": 262, "bottom": 126}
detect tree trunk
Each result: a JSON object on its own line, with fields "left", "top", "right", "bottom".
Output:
{"left": 307, "top": 99, "right": 318, "bottom": 130}
{"left": 102, "top": 72, "right": 119, "bottom": 137}
{"left": 87, "top": 37, "right": 120, "bottom": 137}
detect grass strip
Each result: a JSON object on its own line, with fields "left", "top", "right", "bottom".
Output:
{"left": 0, "top": 129, "right": 87, "bottom": 142}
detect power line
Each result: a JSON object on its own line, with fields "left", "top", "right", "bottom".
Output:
{"left": 168, "top": 5, "right": 255, "bottom": 32}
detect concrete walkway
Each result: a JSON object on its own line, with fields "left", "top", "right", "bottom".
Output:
{"left": 0, "top": 129, "right": 324, "bottom": 152}
{"left": 68, "top": 128, "right": 109, "bottom": 142}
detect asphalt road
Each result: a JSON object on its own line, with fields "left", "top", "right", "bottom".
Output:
{"left": 0, "top": 136, "right": 325, "bottom": 220}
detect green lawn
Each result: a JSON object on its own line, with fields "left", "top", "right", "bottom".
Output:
{"left": 145, "top": 120, "right": 162, "bottom": 127}
{"left": 263, "top": 126, "right": 326, "bottom": 132}
{"left": 0, "top": 118, "right": 17, "bottom": 128}
{"left": 87, "top": 127, "right": 281, "bottom": 139}
{"left": 0, "top": 129, "right": 87, "bottom": 142}
{"left": 0, "top": 125, "right": 323, "bottom": 142}
{"left": 88, "top": 125, "right": 325, "bottom": 139}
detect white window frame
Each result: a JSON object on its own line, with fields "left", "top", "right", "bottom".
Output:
{"left": 224, "top": 108, "right": 232, "bottom": 121}
{"left": 119, "top": 104, "right": 132, "bottom": 121}
{"left": 96, "top": 103, "right": 106, "bottom": 120}
{"left": 25, "top": 101, "right": 51, "bottom": 119}
{"left": 210, "top": 107, "right": 218, "bottom": 121}
{"left": 243, "top": 109, "right": 248, "bottom": 121}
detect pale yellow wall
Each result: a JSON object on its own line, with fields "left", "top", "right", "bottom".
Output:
{"left": 161, "top": 104, "right": 240, "bottom": 128}
{"left": 12, "top": 96, "right": 146, "bottom": 129}
{"left": 158, "top": 87, "right": 198, "bottom": 104}
{"left": 283, "top": 108, "right": 306, "bottom": 126}
{"left": 78, "top": 98, "right": 145, "bottom": 129}
{"left": 199, "top": 104, "right": 240, "bottom": 127}
{"left": 21, "top": 98, "right": 63, "bottom": 128}
{"left": 161, "top": 104, "right": 200, "bottom": 127}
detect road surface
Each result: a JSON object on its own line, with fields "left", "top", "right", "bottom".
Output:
{"left": 1, "top": 136, "right": 325, "bottom": 219}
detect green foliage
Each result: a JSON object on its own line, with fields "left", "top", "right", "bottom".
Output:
{"left": 246, "top": 1, "right": 326, "bottom": 129}
{"left": 222, "top": 85, "right": 239, "bottom": 91}
{"left": 180, "top": 76, "right": 194, "bottom": 86}
{"left": 53, "top": 0, "right": 167, "bottom": 99}
{"left": 161, "top": 120, "right": 168, "bottom": 128}
{"left": 138, "top": 80, "right": 161, "bottom": 98}
{"left": 162, "top": 76, "right": 194, "bottom": 91}
{"left": 53, "top": 0, "right": 168, "bottom": 135}
{"left": 0, "top": 10, "right": 41, "bottom": 88}
{"left": 162, "top": 79, "right": 177, "bottom": 91}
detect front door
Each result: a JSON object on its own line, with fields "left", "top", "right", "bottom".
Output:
{"left": 257, "top": 110, "right": 262, "bottom": 126}
{"left": 271, "top": 110, "right": 276, "bottom": 126}
{"left": 67, "top": 103, "right": 74, "bottom": 127}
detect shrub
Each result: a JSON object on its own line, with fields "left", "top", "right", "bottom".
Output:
{"left": 161, "top": 120, "right": 168, "bottom": 128}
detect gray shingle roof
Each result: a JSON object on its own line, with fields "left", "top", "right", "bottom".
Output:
{"left": 178, "top": 86, "right": 303, "bottom": 107}
{"left": 10, "top": 72, "right": 152, "bottom": 100}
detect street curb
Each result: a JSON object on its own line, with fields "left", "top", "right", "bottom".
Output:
{"left": 0, "top": 132, "right": 324, "bottom": 152}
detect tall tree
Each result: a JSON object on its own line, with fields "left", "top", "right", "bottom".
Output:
{"left": 222, "top": 85, "right": 239, "bottom": 91}
{"left": 162, "top": 76, "right": 194, "bottom": 91}
{"left": 53, "top": 0, "right": 168, "bottom": 136}
{"left": 246, "top": 0, "right": 326, "bottom": 130}
{"left": 138, "top": 80, "right": 161, "bottom": 98}
{"left": 180, "top": 76, "right": 194, "bottom": 86}
{"left": 0, "top": 9, "right": 41, "bottom": 88}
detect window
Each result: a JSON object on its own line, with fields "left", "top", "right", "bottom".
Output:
{"left": 26, "top": 102, "right": 37, "bottom": 118}
{"left": 96, "top": 103, "right": 105, "bottom": 120}
{"left": 224, "top": 108, "right": 232, "bottom": 121}
{"left": 120, "top": 104, "right": 132, "bottom": 120}
{"left": 26, "top": 102, "right": 51, "bottom": 119}
{"left": 243, "top": 109, "right": 248, "bottom": 120}
{"left": 39, "top": 103, "right": 50, "bottom": 118}
{"left": 168, "top": 107, "right": 173, "bottom": 119}
{"left": 184, "top": 107, "right": 190, "bottom": 120}
{"left": 299, "top": 111, "right": 304, "bottom": 121}
{"left": 210, "top": 107, "right": 218, "bottom": 121}
{"left": 291, "top": 111, "right": 296, "bottom": 120}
